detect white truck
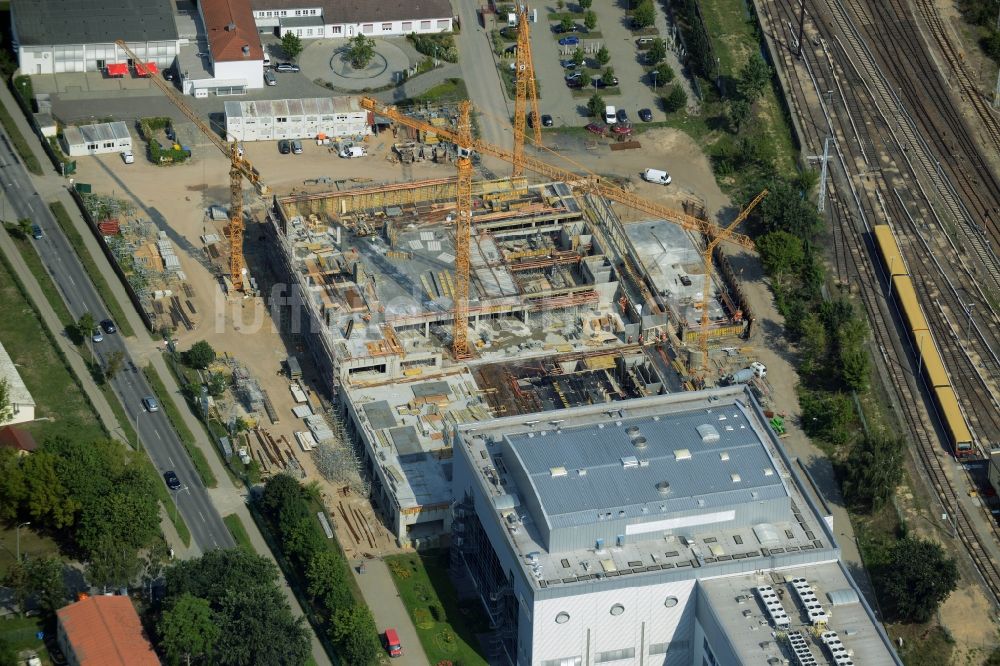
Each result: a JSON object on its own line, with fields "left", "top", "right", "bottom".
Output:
{"left": 339, "top": 145, "right": 367, "bottom": 158}
{"left": 642, "top": 168, "right": 671, "bottom": 185}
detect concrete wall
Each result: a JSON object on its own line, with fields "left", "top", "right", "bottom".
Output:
{"left": 18, "top": 41, "right": 180, "bottom": 75}
{"left": 213, "top": 59, "right": 264, "bottom": 89}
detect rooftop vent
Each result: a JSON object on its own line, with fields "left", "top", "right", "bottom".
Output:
{"left": 731, "top": 473, "right": 742, "bottom": 483}
{"left": 655, "top": 480, "right": 671, "bottom": 495}
{"left": 696, "top": 424, "right": 720, "bottom": 443}
{"left": 719, "top": 451, "right": 730, "bottom": 461}
{"left": 763, "top": 467, "right": 774, "bottom": 476}
{"left": 549, "top": 466, "right": 567, "bottom": 478}
{"left": 674, "top": 449, "right": 691, "bottom": 461}
{"left": 633, "top": 436, "right": 648, "bottom": 449}
{"left": 242, "top": 44, "right": 250, "bottom": 56}
{"left": 225, "top": 21, "right": 237, "bottom": 31}
{"left": 621, "top": 456, "right": 639, "bottom": 469}
{"left": 576, "top": 468, "right": 587, "bottom": 477}
{"left": 627, "top": 426, "right": 641, "bottom": 436}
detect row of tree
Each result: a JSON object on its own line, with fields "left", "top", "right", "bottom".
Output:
{"left": 258, "top": 475, "right": 381, "bottom": 665}
{"left": 157, "top": 548, "right": 311, "bottom": 665}
{"left": 0, "top": 435, "right": 162, "bottom": 589}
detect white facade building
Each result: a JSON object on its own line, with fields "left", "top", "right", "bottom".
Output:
{"left": 182, "top": 0, "right": 265, "bottom": 96}
{"left": 250, "top": 0, "right": 453, "bottom": 39}
{"left": 62, "top": 122, "right": 133, "bottom": 157}
{"left": 225, "top": 97, "right": 371, "bottom": 141}
{"left": 452, "top": 387, "right": 902, "bottom": 666}
{"left": 11, "top": 0, "right": 181, "bottom": 75}
{"left": 0, "top": 342, "right": 35, "bottom": 426}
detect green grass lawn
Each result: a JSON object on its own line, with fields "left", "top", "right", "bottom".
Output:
{"left": 0, "top": 615, "right": 51, "bottom": 664}
{"left": 385, "top": 550, "right": 489, "bottom": 666}
{"left": 141, "top": 363, "right": 218, "bottom": 488}
{"left": 8, "top": 233, "right": 74, "bottom": 327}
{"left": 0, "top": 524, "right": 59, "bottom": 571}
{"left": 403, "top": 77, "right": 469, "bottom": 105}
{"left": 0, "top": 252, "right": 105, "bottom": 446}
{"left": 0, "top": 95, "right": 42, "bottom": 176}
{"left": 47, "top": 201, "right": 136, "bottom": 338}
{"left": 223, "top": 513, "right": 253, "bottom": 553}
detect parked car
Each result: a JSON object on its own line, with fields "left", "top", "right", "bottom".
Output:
{"left": 92, "top": 329, "right": 104, "bottom": 343}
{"left": 750, "top": 361, "right": 767, "bottom": 378}
{"left": 162, "top": 68, "right": 175, "bottom": 81}
{"left": 566, "top": 77, "right": 584, "bottom": 89}
{"left": 275, "top": 62, "right": 300, "bottom": 73}
{"left": 612, "top": 123, "right": 633, "bottom": 136}
{"left": 142, "top": 396, "right": 160, "bottom": 412}
{"left": 291, "top": 139, "right": 303, "bottom": 154}
{"left": 541, "top": 114, "right": 554, "bottom": 127}
{"left": 121, "top": 150, "right": 134, "bottom": 164}
{"left": 163, "top": 470, "right": 181, "bottom": 490}
{"left": 604, "top": 105, "right": 617, "bottom": 124}
{"left": 638, "top": 108, "right": 653, "bottom": 122}
{"left": 642, "top": 168, "right": 672, "bottom": 185}
{"left": 500, "top": 26, "right": 519, "bottom": 39}
{"left": 383, "top": 628, "right": 403, "bottom": 658}
{"left": 616, "top": 109, "right": 629, "bottom": 124}
{"left": 564, "top": 71, "right": 582, "bottom": 82}
{"left": 636, "top": 37, "right": 655, "bottom": 48}
{"left": 31, "top": 224, "right": 43, "bottom": 239}
{"left": 592, "top": 75, "right": 619, "bottom": 89}
{"left": 100, "top": 319, "right": 117, "bottom": 334}
{"left": 560, "top": 59, "right": 578, "bottom": 70}
{"left": 278, "top": 140, "right": 291, "bottom": 154}
{"left": 558, "top": 36, "right": 580, "bottom": 46}
{"left": 585, "top": 123, "right": 607, "bottom": 136}
{"left": 264, "top": 69, "right": 277, "bottom": 86}
{"left": 553, "top": 23, "right": 577, "bottom": 34}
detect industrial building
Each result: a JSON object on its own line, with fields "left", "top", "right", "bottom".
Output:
{"left": 224, "top": 97, "right": 371, "bottom": 141}
{"left": 61, "top": 121, "right": 133, "bottom": 157}
{"left": 250, "top": 0, "right": 453, "bottom": 39}
{"left": 0, "top": 341, "right": 35, "bottom": 426}
{"left": 10, "top": 0, "right": 181, "bottom": 75}
{"left": 450, "top": 387, "right": 901, "bottom": 666}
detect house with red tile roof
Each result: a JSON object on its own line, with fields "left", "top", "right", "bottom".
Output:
{"left": 56, "top": 596, "right": 160, "bottom": 666}
{"left": 183, "top": 0, "right": 264, "bottom": 94}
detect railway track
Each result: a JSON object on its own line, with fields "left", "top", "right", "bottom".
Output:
{"left": 757, "top": 0, "right": 1000, "bottom": 607}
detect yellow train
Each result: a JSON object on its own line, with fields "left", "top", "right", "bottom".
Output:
{"left": 873, "top": 225, "right": 975, "bottom": 458}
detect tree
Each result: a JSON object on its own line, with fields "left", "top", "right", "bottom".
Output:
{"left": 579, "top": 0, "right": 592, "bottom": 8}
{"left": 104, "top": 350, "right": 124, "bottom": 381}
{"left": 797, "top": 312, "right": 828, "bottom": 377}
{"left": 3, "top": 556, "right": 66, "bottom": 615}
{"left": 77, "top": 312, "right": 95, "bottom": 348}
{"left": 259, "top": 473, "right": 304, "bottom": 520}
{"left": 280, "top": 33, "right": 303, "bottom": 61}
{"left": 206, "top": 372, "right": 228, "bottom": 398}
{"left": 213, "top": 586, "right": 311, "bottom": 666}
{"left": 601, "top": 67, "right": 616, "bottom": 87}
{"left": 184, "top": 341, "right": 216, "bottom": 370}
{"left": 647, "top": 38, "right": 667, "bottom": 64}
{"left": 0, "top": 447, "right": 25, "bottom": 521}
{"left": 651, "top": 63, "right": 674, "bottom": 87}
{"left": 633, "top": 0, "right": 656, "bottom": 28}
{"left": 20, "top": 451, "right": 77, "bottom": 528}
{"left": 738, "top": 53, "right": 771, "bottom": 102}
{"left": 799, "top": 389, "right": 854, "bottom": 446}
{"left": 0, "top": 377, "right": 12, "bottom": 424}
{"left": 305, "top": 550, "right": 352, "bottom": 612}
{"left": 330, "top": 605, "right": 380, "bottom": 666}
{"left": 560, "top": 15, "right": 575, "bottom": 33}
{"left": 728, "top": 98, "right": 751, "bottom": 133}
{"left": 876, "top": 537, "right": 958, "bottom": 623}
{"left": 159, "top": 594, "right": 220, "bottom": 666}
{"left": 595, "top": 45, "right": 610, "bottom": 66}
{"left": 556, "top": 0, "right": 565, "bottom": 9}
{"left": 584, "top": 10, "right": 597, "bottom": 31}
{"left": 166, "top": 549, "right": 280, "bottom": 606}
{"left": 662, "top": 84, "right": 687, "bottom": 113}
{"left": 587, "top": 93, "right": 606, "bottom": 119}
{"left": 757, "top": 231, "right": 805, "bottom": 286}
{"left": 572, "top": 47, "right": 585, "bottom": 68}
{"left": 842, "top": 433, "right": 904, "bottom": 512}
{"left": 346, "top": 34, "right": 376, "bottom": 69}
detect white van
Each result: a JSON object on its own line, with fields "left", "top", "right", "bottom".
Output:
{"left": 339, "top": 146, "right": 367, "bottom": 158}
{"left": 263, "top": 52, "right": 272, "bottom": 68}
{"left": 604, "top": 105, "right": 617, "bottom": 124}
{"left": 642, "top": 168, "right": 671, "bottom": 185}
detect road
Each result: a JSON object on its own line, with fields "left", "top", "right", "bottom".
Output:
{"left": 0, "top": 129, "right": 234, "bottom": 554}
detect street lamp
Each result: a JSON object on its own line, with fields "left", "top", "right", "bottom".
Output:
{"left": 652, "top": 70, "right": 658, "bottom": 89}
{"left": 16, "top": 522, "right": 30, "bottom": 562}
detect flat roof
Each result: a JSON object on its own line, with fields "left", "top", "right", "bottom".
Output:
{"left": 701, "top": 562, "right": 900, "bottom": 664}
{"left": 225, "top": 97, "right": 364, "bottom": 119}
{"left": 63, "top": 121, "right": 131, "bottom": 147}
{"left": 505, "top": 404, "right": 786, "bottom": 531}
{"left": 12, "top": 0, "right": 179, "bottom": 46}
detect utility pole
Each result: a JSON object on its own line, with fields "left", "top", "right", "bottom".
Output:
{"left": 797, "top": 0, "right": 807, "bottom": 58}
{"left": 16, "top": 522, "right": 30, "bottom": 562}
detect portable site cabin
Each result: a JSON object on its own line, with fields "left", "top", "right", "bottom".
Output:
{"left": 62, "top": 121, "right": 132, "bottom": 157}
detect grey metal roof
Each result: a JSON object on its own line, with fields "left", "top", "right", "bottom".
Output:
{"left": 12, "top": 0, "right": 179, "bottom": 46}
{"left": 504, "top": 403, "right": 786, "bottom": 530}
{"left": 63, "top": 122, "right": 132, "bottom": 147}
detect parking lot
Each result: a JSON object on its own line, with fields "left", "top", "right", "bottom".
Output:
{"left": 495, "top": 0, "right": 684, "bottom": 128}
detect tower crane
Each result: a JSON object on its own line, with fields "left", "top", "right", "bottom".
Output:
{"left": 114, "top": 40, "right": 266, "bottom": 293}
{"left": 698, "top": 189, "right": 767, "bottom": 369}
{"left": 453, "top": 100, "right": 474, "bottom": 358}
{"left": 512, "top": 6, "right": 542, "bottom": 176}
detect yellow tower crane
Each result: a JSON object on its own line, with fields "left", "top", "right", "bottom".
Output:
{"left": 698, "top": 189, "right": 767, "bottom": 369}
{"left": 114, "top": 40, "right": 267, "bottom": 293}
{"left": 453, "top": 100, "right": 474, "bottom": 359}
{"left": 512, "top": 6, "right": 542, "bottom": 176}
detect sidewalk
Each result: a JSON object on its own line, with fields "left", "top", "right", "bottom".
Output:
{"left": 352, "top": 559, "right": 430, "bottom": 666}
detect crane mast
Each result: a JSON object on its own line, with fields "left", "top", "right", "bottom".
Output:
{"left": 512, "top": 6, "right": 542, "bottom": 177}
{"left": 453, "top": 101, "right": 474, "bottom": 359}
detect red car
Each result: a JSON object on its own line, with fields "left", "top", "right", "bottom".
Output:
{"left": 384, "top": 628, "right": 403, "bottom": 657}
{"left": 612, "top": 123, "right": 633, "bottom": 136}
{"left": 585, "top": 123, "right": 607, "bottom": 136}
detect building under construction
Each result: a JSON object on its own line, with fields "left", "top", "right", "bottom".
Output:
{"left": 265, "top": 175, "right": 752, "bottom": 545}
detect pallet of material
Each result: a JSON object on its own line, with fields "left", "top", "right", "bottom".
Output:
{"left": 292, "top": 404, "right": 313, "bottom": 418}
{"left": 261, "top": 389, "right": 280, "bottom": 424}
{"left": 610, "top": 141, "right": 641, "bottom": 151}
{"left": 290, "top": 383, "right": 308, "bottom": 403}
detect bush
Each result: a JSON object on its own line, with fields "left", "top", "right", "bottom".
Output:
{"left": 184, "top": 340, "right": 216, "bottom": 369}
{"left": 875, "top": 538, "right": 958, "bottom": 624}
{"left": 408, "top": 33, "right": 459, "bottom": 62}
{"left": 662, "top": 85, "right": 687, "bottom": 112}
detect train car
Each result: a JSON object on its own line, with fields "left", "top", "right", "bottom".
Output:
{"left": 889, "top": 275, "right": 950, "bottom": 388}
{"left": 933, "top": 386, "right": 975, "bottom": 458}
{"left": 874, "top": 225, "right": 907, "bottom": 277}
